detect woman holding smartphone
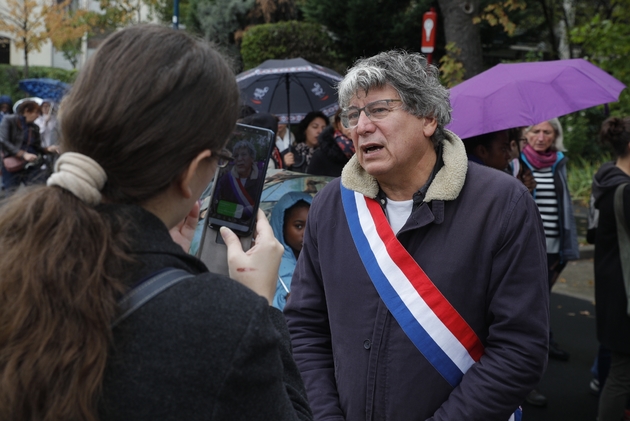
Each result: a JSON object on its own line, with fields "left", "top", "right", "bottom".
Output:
{"left": 0, "top": 25, "right": 311, "bottom": 421}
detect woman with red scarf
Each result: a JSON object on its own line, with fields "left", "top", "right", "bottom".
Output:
{"left": 521, "top": 117, "right": 580, "bottom": 362}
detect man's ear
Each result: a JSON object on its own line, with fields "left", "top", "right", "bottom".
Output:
{"left": 474, "top": 144, "right": 489, "bottom": 162}
{"left": 422, "top": 116, "right": 438, "bottom": 138}
{"left": 176, "top": 149, "right": 212, "bottom": 199}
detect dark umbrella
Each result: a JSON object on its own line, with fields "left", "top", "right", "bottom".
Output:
{"left": 18, "top": 78, "right": 70, "bottom": 103}
{"left": 446, "top": 59, "right": 626, "bottom": 139}
{"left": 236, "top": 58, "right": 343, "bottom": 124}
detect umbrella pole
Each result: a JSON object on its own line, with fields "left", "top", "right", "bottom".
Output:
{"left": 285, "top": 73, "right": 291, "bottom": 134}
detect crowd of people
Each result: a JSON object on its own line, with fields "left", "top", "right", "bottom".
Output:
{"left": 0, "top": 97, "right": 60, "bottom": 195}
{"left": 0, "top": 23, "right": 629, "bottom": 421}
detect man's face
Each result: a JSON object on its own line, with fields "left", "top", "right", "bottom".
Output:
{"left": 349, "top": 85, "right": 436, "bottom": 182}
{"left": 234, "top": 147, "right": 254, "bottom": 177}
{"left": 482, "top": 131, "right": 511, "bottom": 171}
{"left": 0, "top": 103, "right": 9, "bottom": 113}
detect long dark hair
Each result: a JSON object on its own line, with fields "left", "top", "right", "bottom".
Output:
{"left": 295, "top": 111, "right": 328, "bottom": 144}
{"left": 0, "top": 25, "right": 239, "bottom": 421}
{"left": 600, "top": 117, "right": 630, "bottom": 158}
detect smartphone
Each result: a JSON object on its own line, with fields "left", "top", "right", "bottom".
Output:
{"left": 206, "top": 123, "right": 275, "bottom": 235}
{"left": 196, "top": 123, "right": 275, "bottom": 274}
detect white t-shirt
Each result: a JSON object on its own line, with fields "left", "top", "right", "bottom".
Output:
{"left": 386, "top": 198, "right": 414, "bottom": 235}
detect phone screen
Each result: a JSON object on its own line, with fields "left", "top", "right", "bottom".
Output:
{"left": 206, "top": 123, "right": 275, "bottom": 236}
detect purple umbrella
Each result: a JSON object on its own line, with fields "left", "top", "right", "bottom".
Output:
{"left": 446, "top": 59, "right": 626, "bottom": 139}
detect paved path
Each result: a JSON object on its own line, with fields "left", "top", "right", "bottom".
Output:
{"left": 526, "top": 245, "right": 600, "bottom": 421}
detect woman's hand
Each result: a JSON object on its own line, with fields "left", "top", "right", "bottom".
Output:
{"left": 283, "top": 151, "right": 295, "bottom": 167}
{"left": 221, "top": 209, "right": 283, "bottom": 305}
{"left": 46, "top": 145, "right": 60, "bottom": 154}
{"left": 169, "top": 201, "right": 200, "bottom": 253}
{"left": 22, "top": 152, "right": 37, "bottom": 162}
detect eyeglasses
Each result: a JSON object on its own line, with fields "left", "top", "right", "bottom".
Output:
{"left": 340, "top": 99, "right": 403, "bottom": 129}
{"left": 215, "top": 149, "right": 234, "bottom": 168}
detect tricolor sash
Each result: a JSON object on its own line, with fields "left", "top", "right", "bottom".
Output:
{"left": 228, "top": 173, "right": 255, "bottom": 216}
{"left": 341, "top": 185, "right": 522, "bottom": 420}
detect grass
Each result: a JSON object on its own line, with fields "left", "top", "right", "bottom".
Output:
{"left": 567, "top": 154, "right": 612, "bottom": 206}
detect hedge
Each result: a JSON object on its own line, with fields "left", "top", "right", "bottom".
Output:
{"left": 0, "top": 65, "right": 77, "bottom": 104}
{"left": 240, "top": 21, "right": 342, "bottom": 72}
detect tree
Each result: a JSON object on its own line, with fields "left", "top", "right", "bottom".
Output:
{"left": 0, "top": 0, "right": 48, "bottom": 77}
{"left": 189, "top": 0, "right": 255, "bottom": 48}
{"left": 240, "top": 21, "right": 338, "bottom": 70}
{"left": 300, "top": 0, "right": 432, "bottom": 68}
{"left": 436, "top": 0, "right": 484, "bottom": 78}
{"left": 45, "top": 0, "right": 94, "bottom": 68}
{"left": 570, "top": 0, "right": 630, "bottom": 116}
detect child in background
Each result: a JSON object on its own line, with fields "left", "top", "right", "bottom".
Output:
{"left": 270, "top": 191, "right": 312, "bottom": 310}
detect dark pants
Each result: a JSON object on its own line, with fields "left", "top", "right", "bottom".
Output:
{"left": 1, "top": 164, "right": 48, "bottom": 193}
{"left": 598, "top": 351, "right": 630, "bottom": 421}
{"left": 547, "top": 253, "right": 567, "bottom": 290}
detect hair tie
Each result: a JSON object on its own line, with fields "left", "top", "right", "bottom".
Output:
{"left": 47, "top": 152, "right": 107, "bottom": 205}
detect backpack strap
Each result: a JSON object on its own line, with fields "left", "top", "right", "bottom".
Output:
{"left": 614, "top": 183, "right": 630, "bottom": 315}
{"left": 112, "top": 268, "right": 195, "bottom": 328}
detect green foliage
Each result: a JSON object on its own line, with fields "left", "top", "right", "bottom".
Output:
{"left": 567, "top": 154, "right": 612, "bottom": 206}
{"left": 570, "top": 0, "right": 630, "bottom": 116}
{"left": 143, "top": 0, "right": 191, "bottom": 26}
{"left": 438, "top": 43, "right": 465, "bottom": 88}
{"left": 0, "top": 65, "right": 76, "bottom": 102}
{"left": 192, "top": 0, "right": 254, "bottom": 45}
{"left": 300, "top": 0, "right": 431, "bottom": 67}
{"left": 240, "top": 21, "right": 339, "bottom": 70}
{"left": 560, "top": 108, "right": 611, "bottom": 163}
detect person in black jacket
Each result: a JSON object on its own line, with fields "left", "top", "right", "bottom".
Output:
{"left": 591, "top": 117, "right": 630, "bottom": 421}
{"left": 282, "top": 111, "right": 327, "bottom": 173}
{"left": 0, "top": 100, "right": 58, "bottom": 193}
{"left": 307, "top": 108, "right": 355, "bottom": 177}
{"left": 0, "top": 25, "right": 311, "bottom": 421}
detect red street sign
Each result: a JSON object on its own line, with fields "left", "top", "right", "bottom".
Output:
{"left": 421, "top": 8, "right": 437, "bottom": 54}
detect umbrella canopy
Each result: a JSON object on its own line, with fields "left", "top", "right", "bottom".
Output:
{"left": 446, "top": 59, "right": 626, "bottom": 139}
{"left": 18, "top": 78, "right": 70, "bottom": 103}
{"left": 236, "top": 58, "right": 343, "bottom": 124}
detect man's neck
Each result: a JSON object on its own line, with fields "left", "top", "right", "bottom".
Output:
{"left": 378, "top": 148, "right": 437, "bottom": 201}
{"left": 616, "top": 155, "right": 630, "bottom": 177}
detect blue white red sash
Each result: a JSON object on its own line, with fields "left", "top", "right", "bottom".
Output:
{"left": 341, "top": 185, "right": 483, "bottom": 386}
{"left": 228, "top": 173, "right": 254, "bottom": 216}
{"left": 341, "top": 185, "right": 521, "bottom": 419}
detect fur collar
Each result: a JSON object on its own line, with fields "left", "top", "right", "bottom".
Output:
{"left": 340, "top": 129, "right": 468, "bottom": 202}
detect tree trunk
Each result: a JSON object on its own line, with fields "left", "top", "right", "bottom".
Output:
{"left": 437, "top": 0, "right": 484, "bottom": 79}
{"left": 23, "top": 38, "right": 28, "bottom": 78}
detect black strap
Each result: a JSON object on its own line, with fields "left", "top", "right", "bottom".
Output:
{"left": 112, "top": 268, "right": 194, "bottom": 328}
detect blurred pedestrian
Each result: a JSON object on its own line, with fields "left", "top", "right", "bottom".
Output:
{"left": 591, "top": 117, "right": 630, "bottom": 421}
{"left": 0, "top": 100, "right": 57, "bottom": 193}
{"left": 522, "top": 117, "right": 580, "bottom": 361}
{"left": 307, "top": 108, "right": 355, "bottom": 177}
{"left": 34, "top": 99, "right": 60, "bottom": 149}
{"left": 0, "top": 95, "right": 12, "bottom": 123}
{"left": 463, "top": 129, "right": 511, "bottom": 171}
{"left": 282, "top": 111, "right": 327, "bottom": 173}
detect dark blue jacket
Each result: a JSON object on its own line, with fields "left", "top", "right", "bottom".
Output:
{"left": 285, "top": 130, "right": 549, "bottom": 420}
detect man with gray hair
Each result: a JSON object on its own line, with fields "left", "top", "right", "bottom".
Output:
{"left": 284, "top": 50, "right": 549, "bottom": 420}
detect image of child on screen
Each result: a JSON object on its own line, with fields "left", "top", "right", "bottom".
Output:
{"left": 212, "top": 140, "right": 263, "bottom": 226}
